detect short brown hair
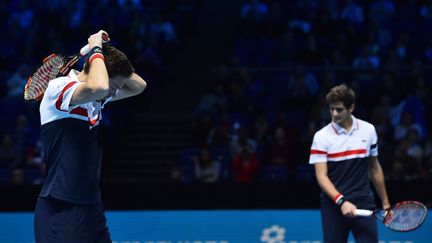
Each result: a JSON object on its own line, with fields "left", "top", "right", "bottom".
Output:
{"left": 326, "top": 83, "right": 355, "bottom": 108}
{"left": 84, "top": 44, "right": 134, "bottom": 77}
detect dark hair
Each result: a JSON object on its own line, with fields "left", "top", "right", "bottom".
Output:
{"left": 326, "top": 83, "right": 355, "bottom": 108}
{"left": 84, "top": 44, "right": 134, "bottom": 77}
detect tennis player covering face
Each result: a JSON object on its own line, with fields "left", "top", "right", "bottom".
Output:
{"left": 34, "top": 30, "right": 146, "bottom": 243}
{"left": 309, "top": 84, "right": 390, "bottom": 243}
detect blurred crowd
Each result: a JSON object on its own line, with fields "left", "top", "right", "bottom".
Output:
{"left": 1, "top": 0, "right": 432, "bottom": 185}
{"left": 180, "top": 0, "right": 432, "bottom": 184}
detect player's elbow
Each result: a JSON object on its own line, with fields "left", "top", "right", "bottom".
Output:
{"left": 129, "top": 80, "right": 147, "bottom": 96}
{"left": 94, "top": 86, "right": 110, "bottom": 99}
{"left": 137, "top": 81, "right": 147, "bottom": 94}
{"left": 86, "top": 82, "right": 110, "bottom": 99}
{"left": 129, "top": 73, "right": 147, "bottom": 94}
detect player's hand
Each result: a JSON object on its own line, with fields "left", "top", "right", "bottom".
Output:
{"left": 88, "top": 30, "right": 109, "bottom": 49}
{"left": 340, "top": 201, "right": 357, "bottom": 218}
{"left": 382, "top": 202, "right": 391, "bottom": 211}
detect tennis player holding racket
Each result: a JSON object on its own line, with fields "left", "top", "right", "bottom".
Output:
{"left": 309, "top": 84, "right": 390, "bottom": 243}
{"left": 34, "top": 30, "right": 146, "bottom": 243}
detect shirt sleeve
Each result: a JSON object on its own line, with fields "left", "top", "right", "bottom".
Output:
{"left": 370, "top": 126, "right": 379, "bottom": 157}
{"left": 47, "top": 80, "right": 81, "bottom": 112}
{"left": 309, "top": 132, "right": 328, "bottom": 164}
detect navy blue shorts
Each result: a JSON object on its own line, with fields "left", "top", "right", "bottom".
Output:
{"left": 34, "top": 197, "right": 111, "bottom": 243}
{"left": 321, "top": 202, "right": 378, "bottom": 243}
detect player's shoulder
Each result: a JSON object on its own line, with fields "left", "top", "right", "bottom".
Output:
{"left": 47, "top": 76, "right": 70, "bottom": 87}
{"left": 314, "top": 123, "right": 334, "bottom": 140}
{"left": 355, "top": 117, "right": 375, "bottom": 131}
{"left": 47, "top": 75, "right": 80, "bottom": 92}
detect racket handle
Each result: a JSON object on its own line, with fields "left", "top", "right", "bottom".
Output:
{"left": 79, "top": 33, "right": 110, "bottom": 56}
{"left": 355, "top": 209, "right": 373, "bottom": 216}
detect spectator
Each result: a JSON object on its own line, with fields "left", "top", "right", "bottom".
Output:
{"left": 226, "top": 81, "right": 249, "bottom": 113}
{"left": 232, "top": 143, "right": 260, "bottom": 182}
{"left": 191, "top": 113, "right": 214, "bottom": 146}
{"left": 195, "top": 83, "right": 229, "bottom": 117}
{"left": 299, "top": 35, "right": 327, "bottom": 66}
{"left": 340, "top": 0, "right": 364, "bottom": 25}
{"left": 230, "top": 126, "right": 257, "bottom": 157}
{"left": 368, "top": 0, "right": 395, "bottom": 27}
{"left": 421, "top": 135, "right": 432, "bottom": 179}
{"left": 25, "top": 139, "right": 45, "bottom": 185}
{"left": 394, "top": 111, "right": 423, "bottom": 142}
{"left": 169, "top": 165, "right": 183, "bottom": 183}
{"left": 5, "top": 64, "right": 30, "bottom": 99}
{"left": 9, "top": 114, "right": 33, "bottom": 169}
{"left": 193, "top": 147, "right": 221, "bottom": 183}
{"left": 283, "top": 71, "right": 316, "bottom": 110}
{"left": 372, "top": 92, "right": 392, "bottom": 116}
{"left": 250, "top": 113, "right": 270, "bottom": 145}
{"left": 149, "top": 13, "right": 178, "bottom": 45}
{"left": 195, "top": 86, "right": 221, "bottom": 116}
{"left": 10, "top": 168, "right": 25, "bottom": 185}
{"left": 275, "top": 32, "right": 298, "bottom": 65}
{"left": 0, "top": 134, "right": 16, "bottom": 168}
{"left": 266, "top": 127, "right": 294, "bottom": 169}
{"left": 208, "top": 111, "right": 232, "bottom": 146}
{"left": 352, "top": 46, "right": 380, "bottom": 69}
{"left": 240, "top": 0, "right": 269, "bottom": 23}
{"left": 390, "top": 129, "right": 423, "bottom": 180}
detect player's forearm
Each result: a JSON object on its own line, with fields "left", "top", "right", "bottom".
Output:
{"left": 122, "top": 73, "right": 146, "bottom": 93}
{"left": 316, "top": 172, "right": 341, "bottom": 201}
{"left": 369, "top": 163, "right": 390, "bottom": 208}
{"left": 86, "top": 31, "right": 110, "bottom": 97}
{"left": 86, "top": 59, "right": 109, "bottom": 97}
{"left": 314, "top": 163, "right": 342, "bottom": 201}
{"left": 110, "top": 73, "right": 146, "bottom": 101}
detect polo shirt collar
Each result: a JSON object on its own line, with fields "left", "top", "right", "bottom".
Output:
{"left": 331, "top": 115, "right": 359, "bottom": 135}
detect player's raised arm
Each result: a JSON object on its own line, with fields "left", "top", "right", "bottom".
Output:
{"left": 110, "top": 73, "right": 147, "bottom": 101}
{"left": 71, "top": 30, "right": 110, "bottom": 105}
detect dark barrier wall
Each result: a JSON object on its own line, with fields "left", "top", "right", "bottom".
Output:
{"left": 1, "top": 181, "right": 431, "bottom": 211}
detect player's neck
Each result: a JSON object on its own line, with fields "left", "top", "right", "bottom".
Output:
{"left": 340, "top": 116, "right": 353, "bottom": 132}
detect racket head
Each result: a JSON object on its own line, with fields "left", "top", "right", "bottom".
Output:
{"left": 382, "top": 201, "right": 428, "bottom": 232}
{"left": 24, "top": 53, "right": 82, "bottom": 102}
{"left": 24, "top": 32, "right": 110, "bottom": 102}
{"left": 24, "top": 54, "right": 66, "bottom": 102}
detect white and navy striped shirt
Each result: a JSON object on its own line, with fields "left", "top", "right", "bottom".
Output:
{"left": 38, "top": 70, "right": 111, "bottom": 204}
{"left": 309, "top": 116, "right": 378, "bottom": 207}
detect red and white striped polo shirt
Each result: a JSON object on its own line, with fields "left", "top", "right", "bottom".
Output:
{"left": 40, "top": 69, "right": 111, "bottom": 128}
{"left": 309, "top": 116, "right": 378, "bottom": 164}
{"left": 309, "top": 116, "right": 379, "bottom": 205}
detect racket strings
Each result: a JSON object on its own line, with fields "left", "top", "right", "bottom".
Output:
{"left": 24, "top": 56, "right": 64, "bottom": 101}
{"left": 385, "top": 203, "right": 427, "bottom": 231}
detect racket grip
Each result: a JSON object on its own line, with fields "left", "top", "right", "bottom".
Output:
{"left": 79, "top": 33, "right": 110, "bottom": 56}
{"left": 355, "top": 209, "right": 373, "bottom": 216}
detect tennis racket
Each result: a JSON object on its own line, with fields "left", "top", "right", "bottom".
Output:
{"left": 23, "top": 33, "right": 110, "bottom": 102}
{"left": 355, "top": 201, "right": 428, "bottom": 232}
